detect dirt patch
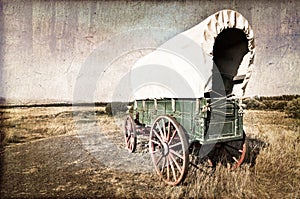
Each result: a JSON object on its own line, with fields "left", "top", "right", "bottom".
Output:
{"left": 1, "top": 135, "right": 165, "bottom": 198}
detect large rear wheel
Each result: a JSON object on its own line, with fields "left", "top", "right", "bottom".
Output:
{"left": 208, "top": 131, "right": 247, "bottom": 169}
{"left": 149, "top": 115, "right": 189, "bottom": 185}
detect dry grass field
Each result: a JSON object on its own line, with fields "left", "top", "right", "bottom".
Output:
{"left": 0, "top": 106, "right": 299, "bottom": 198}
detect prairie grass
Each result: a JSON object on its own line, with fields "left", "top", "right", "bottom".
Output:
{"left": 0, "top": 107, "right": 75, "bottom": 144}
{"left": 0, "top": 107, "right": 299, "bottom": 198}
{"left": 0, "top": 106, "right": 106, "bottom": 144}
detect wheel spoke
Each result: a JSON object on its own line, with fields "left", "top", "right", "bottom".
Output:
{"left": 169, "top": 142, "right": 182, "bottom": 149}
{"left": 150, "top": 146, "right": 161, "bottom": 154}
{"left": 155, "top": 121, "right": 164, "bottom": 138}
{"left": 169, "top": 156, "right": 177, "bottom": 182}
{"left": 167, "top": 121, "right": 171, "bottom": 140}
{"left": 158, "top": 121, "right": 165, "bottom": 140}
{"left": 162, "top": 118, "right": 166, "bottom": 139}
{"left": 156, "top": 154, "right": 164, "bottom": 166}
{"left": 153, "top": 129, "right": 164, "bottom": 143}
{"left": 168, "top": 129, "right": 177, "bottom": 145}
{"left": 232, "top": 156, "right": 239, "bottom": 163}
{"left": 150, "top": 139, "right": 161, "bottom": 146}
{"left": 169, "top": 152, "right": 182, "bottom": 174}
{"left": 130, "top": 142, "right": 134, "bottom": 150}
{"left": 160, "top": 157, "right": 166, "bottom": 173}
{"left": 170, "top": 149, "right": 183, "bottom": 160}
{"left": 126, "top": 134, "right": 131, "bottom": 143}
{"left": 166, "top": 158, "right": 170, "bottom": 181}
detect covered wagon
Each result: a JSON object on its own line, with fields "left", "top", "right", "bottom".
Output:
{"left": 124, "top": 9, "right": 255, "bottom": 185}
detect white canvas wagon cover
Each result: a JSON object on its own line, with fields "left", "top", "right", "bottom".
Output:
{"left": 131, "top": 9, "right": 255, "bottom": 100}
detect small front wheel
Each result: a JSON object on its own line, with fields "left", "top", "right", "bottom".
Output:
{"left": 124, "top": 115, "right": 137, "bottom": 153}
{"left": 149, "top": 115, "right": 189, "bottom": 185}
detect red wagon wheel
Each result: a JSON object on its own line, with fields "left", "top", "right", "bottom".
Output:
{"left": 124, "top": 115, "right": 137, "bottom": 153}
{"left": 149, "top": 115, "right": 189, "bottom": 186}
{"left": 208, "top": 131, "right": 247, "bottom": 170}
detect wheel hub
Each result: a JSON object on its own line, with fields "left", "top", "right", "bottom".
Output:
{"left": 130, "top": 136, "right": 135, "bottom": 144}
{"left": 162, "top": 142, "right": 169, "bottom": 156}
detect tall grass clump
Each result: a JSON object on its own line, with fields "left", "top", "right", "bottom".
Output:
{"left": 177, "top": 165, "right": 254, "bottom": 198}
{"left": 252, "top": 127, "right": 299, "bottom": 198}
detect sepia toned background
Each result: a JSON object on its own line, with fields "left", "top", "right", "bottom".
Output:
{"left": 0, "top": 0, "right": 299, "bottom": 104}
{"left": 0, "top": 1, "right": 299, "bottom": 198}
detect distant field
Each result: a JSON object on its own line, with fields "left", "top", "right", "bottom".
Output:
{"left": 0, "top": 106, "right": 299, "bottom": 198}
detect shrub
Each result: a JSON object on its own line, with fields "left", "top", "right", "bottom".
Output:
{"left": 261, "top": 100, "right": 288, "bottom": 111}
{"left": 261, "top": 100, "right": 272, "bottom": 109}
{"left": 271, "top": 101, "right": 287, "bottom": 111}
{"left": 243, "top": 98, "right": 266, "bottom": 110}
{"left": 285, "top": 98, "right": 300, "bottom": 118}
